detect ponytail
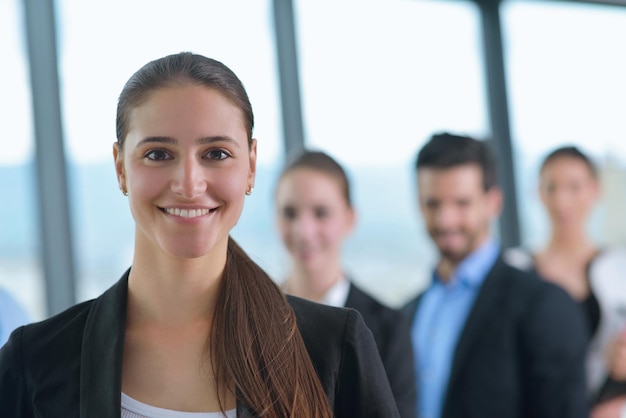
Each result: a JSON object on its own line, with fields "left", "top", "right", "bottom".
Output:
{"left": 210, "top": 237, "right": 333, "bottom": 417}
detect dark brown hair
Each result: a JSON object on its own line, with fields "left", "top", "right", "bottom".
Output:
{"left": 540, "top": 145, "right": 598, "bottom": 178}
{"left": 116, "top": 52, "right": 332, "bottom": 417}
{"left": 415, "top": 132, "right": 498, "bottom": 191}
{"left": 278, "top": 149, "right": 353, "bottom": 207}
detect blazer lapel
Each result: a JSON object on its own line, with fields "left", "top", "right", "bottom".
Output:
{"left": 443, "top": 258, "right": 506, "bottom": 407}
{"left": 344, "top": 282, "right": 366, "bottom": 310}
{"left": 79, "top": 272, "right": 129, "bottom": 417}
{"left": 76, "top": 271, "right": 266, "bottom": 417}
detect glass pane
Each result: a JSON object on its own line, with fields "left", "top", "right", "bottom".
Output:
{"left": 0, "top": 0, "right": 46, "bottom": 321}
{"left": 502, "top": 1, "right": 626, "bottom": 249}
{"left": 57, "top": 0, "right": 281, "bottom": 301}
{"left": 294, "top": 0, "right": 488, "bottom": 306}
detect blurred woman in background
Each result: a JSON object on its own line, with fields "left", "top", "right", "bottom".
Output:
{"left": 274, "top": 149, "right": 417, "bottom": 418}
{"left": 505, "top": 145, "right": 626, "bottom": 417}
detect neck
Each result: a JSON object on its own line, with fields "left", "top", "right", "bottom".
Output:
{"left": 436, "top": 259, "right": 458, "bottom": 283}
{"left": 437, "top": 235, "right": 491, "bottom": 283}
{"left": 127, "top": 244, "right": 226, "bottom": 326}
{"left": 547, "top": 227, "right": 594, "bottom": 254}
{"left": 285, "top": 263, "right": 343, "bottom": 303}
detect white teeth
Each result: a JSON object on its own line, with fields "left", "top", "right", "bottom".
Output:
{"left": 165, "top": 208, "right": 211, "bottom": 218}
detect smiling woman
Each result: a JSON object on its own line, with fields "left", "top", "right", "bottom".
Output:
{"left": 0, "top": 52, "right": 400, "bottom": 418}
{"left": 114, "top": 85, "right": 255, "bottom": 262}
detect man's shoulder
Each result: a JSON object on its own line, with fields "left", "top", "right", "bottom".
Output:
{"left": 491, "top": 258, "right": 582, "bottom": 325}
{"left": 496, "top": 256, "right": 565, "bottom": 294}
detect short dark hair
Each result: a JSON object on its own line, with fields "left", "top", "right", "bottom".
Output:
{"left": 415, "top": 132, "right": 497, "bottom": 191}
{"left": 540, "top": 145, "right": 597, "bottom": 178}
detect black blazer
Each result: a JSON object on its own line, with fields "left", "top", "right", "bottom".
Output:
{"left": 0, "top": 272, "right": 400, "bottom": 418}
{"left": 345, "top": 283, "right": 417, "bottom": 418}
{"left": 403, "top": 256, "right": 590, "bottom": 418}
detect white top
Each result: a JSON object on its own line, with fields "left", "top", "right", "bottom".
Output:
{"left": 320, "top": 275, "right": 350, "bottom": 308}
{"left": 121, "top": 393, "right": 236, "bottom": 418}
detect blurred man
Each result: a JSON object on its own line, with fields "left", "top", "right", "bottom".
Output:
{"left": 403, "top": 132, "right": 589, "bottom": 418}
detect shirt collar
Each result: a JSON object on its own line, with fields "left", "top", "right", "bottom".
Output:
{"left": 433, "top": 238, "right": 500, "bottom": 288}
{"left": 321, "top": 275, "right": 351, "bottom": 308}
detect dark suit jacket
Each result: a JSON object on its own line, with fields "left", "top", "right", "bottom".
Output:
{"left": 346, "top": 283, "right": 417, "bottom": 418}
{"left": 0, "top": 271, "right": 399, "bottom": 418}
{"left": 403, "top": 256, "right": 590, "bottom": 418}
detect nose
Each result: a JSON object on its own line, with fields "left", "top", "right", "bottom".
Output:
{"left": 171, "top": 156, "right": 207, "bottom": 198}
{"left": 434, "top": 205, "right": 457, "bottom": 230}
{"left": 292, "top": 213, "right": 316, "bottom": 241}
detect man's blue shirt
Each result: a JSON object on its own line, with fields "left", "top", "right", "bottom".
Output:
{"left": 412, "top": 238, "right": 500, "bottom": 418}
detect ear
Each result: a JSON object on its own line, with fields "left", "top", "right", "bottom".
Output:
{"left": 486, "top": 186, "right": 503, "bottom": 218}
{"left": 590, "top": 176, "right": 601, "bottom": 200}
{"left": 345, "top": 206, "right": 357, "bottom": 235}
{"left": 113, "top": 142, "right": 126, "bottom": 191}
{"left": 248, "top": 138, "right": 257, "bottom": 190}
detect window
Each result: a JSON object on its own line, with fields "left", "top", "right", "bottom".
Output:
{"left": 503, "top": 0, "right": 626, "bottom": 249}
{"left": 57, "top": 0, "right": 282, "bottom": 301}
{"left": 294, "top": 0, "right": 488, "bottom": 306}
{"left": 0, "top": 0, "right": 45, "bottom": 320}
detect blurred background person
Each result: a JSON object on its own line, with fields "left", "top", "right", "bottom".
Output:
{"left": 0, "top": 288, "right": 31, "bottom": 346}
{"left": 406, "top": 133, "right": 589, "bottom": 418}
{"left": 505, "top": 145, "right": 626, "bottom": 416}
{"left": 274, "top": 149, "right": 417, "bottom": 418}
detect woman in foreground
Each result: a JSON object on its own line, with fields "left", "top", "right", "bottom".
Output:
{"left": 0, "top": 52, "right": 398, "bottom": 418}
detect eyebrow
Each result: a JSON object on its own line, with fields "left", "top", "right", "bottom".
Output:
{"left": 135, "top": 135, "right": 241, "bottom": 148}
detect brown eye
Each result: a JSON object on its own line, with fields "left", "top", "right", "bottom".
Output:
{"left": 282, "top": 207, "right": 297, "bottom": 220}
{"left": 425, "top": 200, "right": 439, "bottom": 210}
{"left": 314, "top": 207, "right": 329, "bottom": 219}
{"left": 205, "top": 149, "right": 230, "bottom": 160}
{"left": 145, "top": 149, "right": 172, "bottom": 161}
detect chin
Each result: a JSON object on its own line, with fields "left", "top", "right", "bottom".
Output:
{"left": 168, "top": 248, "right": 212, "bottom": 260}
{"left": 440, "top": 248, "right": 470, "bottom": 263}
{"left": 165, "top": 240, "right": 220, "bottom": 260}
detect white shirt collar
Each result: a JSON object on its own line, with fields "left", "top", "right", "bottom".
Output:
{"left": 321, "top": 275, "right": 351, "bottom": 308}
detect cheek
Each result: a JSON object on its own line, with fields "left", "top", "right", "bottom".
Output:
{"left": 575, "top": 195, "right": 595, "bottom": 214}
{"left": 277, "top": 218, "right": 295, "bottom": 242}
{"left": 128, "top": 166, "right": 166, "bottom": 198}
{"left": 214, "top": 167, "right": 248, "bottom": 201}
{"left": 465, "top": 206, "right": 488, "bottom": 228}
{"left": 322, "top": 218, "right": 349, "bottom": 244}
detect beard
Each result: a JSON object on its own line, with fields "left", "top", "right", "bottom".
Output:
{"left": 431, "top": 227, "right": 484, "bottom": 265}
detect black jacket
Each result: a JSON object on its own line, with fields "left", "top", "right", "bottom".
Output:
{"left": 345, "top": 283, "right": 417, "bottom": 418}
{"left": 403, "top": 256, "right": 590, "bottom": 418}
{"left": 0, "top": 271, "right": 399, "bottom": 417}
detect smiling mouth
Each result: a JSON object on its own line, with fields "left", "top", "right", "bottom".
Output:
{"left": 161, "top": 207, "right": 217, "bottom": 218}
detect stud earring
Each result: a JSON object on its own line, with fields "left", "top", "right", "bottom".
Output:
{"left": 120, "top": 185, "right": 128, "bottom": 196}
{"left": 246, "top": 186, "right": 254, "bottom": 196}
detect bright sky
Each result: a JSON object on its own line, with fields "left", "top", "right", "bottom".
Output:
{"left": 2, "top": 0, "right": 625, "bottom": 167}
